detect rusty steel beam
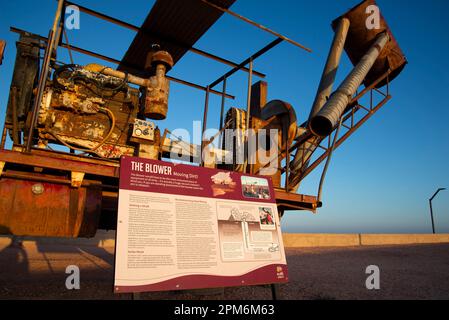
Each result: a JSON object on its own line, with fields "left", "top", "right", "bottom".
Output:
{"left": 200, "top": 0, "right": 312, "bottom": 53}
{"left": 25, "top": 0, "right": 65, "bottom": 152}
{"left": 200, "top": 86, "right": 211, "bottom": 166}
{"left": 0, "top": 149, "right": 120, "bottom": 178}
{"left": 209, "top": 38, "right": 283, "bottom": 88}
{"left": 64, "top": 1, "right": 265, "bottom": 78}
{"left": 10, "top": 27, "right": 235, "bottom": 100}
{"left": 0, "top": 40, "right": 5, "bottom": 65}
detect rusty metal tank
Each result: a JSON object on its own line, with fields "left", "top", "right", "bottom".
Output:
{"left": 332, "top": 0, "right": 407, "bottom": 88}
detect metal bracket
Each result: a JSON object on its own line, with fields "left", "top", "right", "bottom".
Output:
{"left": 71, "top": 171, "right": 85, "bottom": 188}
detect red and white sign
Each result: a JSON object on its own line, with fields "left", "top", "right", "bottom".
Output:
{"left": 114, "top": 156, "right": 288, "bottom": 293}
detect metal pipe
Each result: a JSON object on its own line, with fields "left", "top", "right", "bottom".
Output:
{"left": 289, "top": 18, "right": 350, "bottom": 192}
{"left": 245, "top": 59, "right": 253, "bottom": 134}
{"left": 54, "top": 0, "right": 66, "bottom": 48}
{"left": 85, "top": 64, "right": 148, "bottom": 87}
{"left": 25, "top": 0, "right": 65, "bottom": 152}
{"left": 25, "top": 30, "right": 54, "bottom": 152}
{"left": 429, "top": 199, "right": 436, "bottom": 234}
{"left": 219, "top": 78, "right": 227, "bottom": 138}
{"left": 64, "top": 1, "right": 265, "bottom": 78}
{"left": 63, "top": 28, "right": 74, "bottom": 65}
{"left": 200, "top": 0, "right": 312, "bottom": 53}
{"left": 167, "top": 75, "right": 234, "bottom": 100}
{"left": 285, "top": 147, "right": 290, "bottom": 192}
{"left": 219, "top": 79, "right": 227, "bottom": 131}
{"left": 310, "top": 32, "right": 390, "bottom": 137}
{"left": 200, "top": 87, "right": 210, "bottom": 166}
{"left": 317, "top": 118, "right": 343, "bottom": 203}
{"left": 308, "top": 18, "right": 350, "bottom": 122}
{"left": 244, "top": 59, "right": 253, "bottom": 173}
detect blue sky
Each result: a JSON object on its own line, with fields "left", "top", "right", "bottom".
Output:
{"left": 0, "top": 0, "right": 448, "bottom": 233}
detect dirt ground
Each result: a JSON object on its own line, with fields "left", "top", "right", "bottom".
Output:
{"left": 0, "top": 240, "right": 448, "bottom": 300}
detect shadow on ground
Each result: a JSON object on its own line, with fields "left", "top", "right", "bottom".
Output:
{"left": 1, "top": 237, "right": 448, "bottom": 300}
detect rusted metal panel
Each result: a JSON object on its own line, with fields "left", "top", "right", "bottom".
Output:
{"left": 0, "top": 40, "right": 5, "bottom": 65}
{"left": 119, "top": 0, "right": 236, "bottom": 77}
{"left": 332, "top": 0, "right": 407, "bottom": 88}
{"left": 76, "top": 184, "right": 103, "bottom": 237}
{"left": 274, "top": 189, "right": 318, "bottom": 212}
{"left": 0, "top": 178, "right": 102, "bottom": 237}
{"left": 250, "top": 81, "right": 268, "bottom": 119}
{"left": 0, "top": 149, "right": 120, "bottom": 178}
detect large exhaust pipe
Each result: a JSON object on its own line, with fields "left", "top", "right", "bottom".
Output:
{"left": 288, "top": 18, "right": 350, "bottom": 192}
{"left": 307, "top": 18, "right": 350, "bottom": 122}
{"left": 309, "top": 32, "right": 390, "bottom": 138}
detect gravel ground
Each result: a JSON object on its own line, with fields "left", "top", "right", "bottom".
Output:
{"left": 0, "top": 241, "right": 448, "bottom": 300}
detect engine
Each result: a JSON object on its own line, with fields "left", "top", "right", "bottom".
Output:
{"left": 7, "top": 34, "right": 173, "bottom": 160}
{"left": 37, "top": 64, "right": 139, "bottom": 158}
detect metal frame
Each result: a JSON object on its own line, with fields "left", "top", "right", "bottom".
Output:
{"left": 7, "top": 0, "right": 283, "bottom": 154}
{"left": 10, "top": 27, "right": 235, "bottom": 100}
{"left": 66, "top": 0, "right": 266, "bottom": 78}
{"left": 200, "top": 38, "right": 284, "bottom": 163}
{"left": 200, "top": 0, "right": 312, "bottom": 53}
{"left": 7, "top": 0, "right": 306, "bottom": 167}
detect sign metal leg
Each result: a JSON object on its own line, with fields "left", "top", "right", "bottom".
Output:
{"left": 271, "top": 284, "right": 281, "bottom": 300}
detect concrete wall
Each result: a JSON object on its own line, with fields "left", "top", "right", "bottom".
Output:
{"left": 1, "top": 232, "right": 449, "bottom": 248}
{"left": 282, "top": 234, "right": 361, "bottom": 248}
{"left": 360, "top": 234, "right": 449, "bottom": 246}
{"left": 282, "top": 234, "right": 449, "bottom": 248}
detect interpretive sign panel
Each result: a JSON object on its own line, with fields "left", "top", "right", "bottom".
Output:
{"left": 114, "top": 156, "right": 288, "bottom": 293}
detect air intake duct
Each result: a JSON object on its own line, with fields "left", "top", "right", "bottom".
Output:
{"left": 309, "top": 32, "right": 389, "bottom": 138}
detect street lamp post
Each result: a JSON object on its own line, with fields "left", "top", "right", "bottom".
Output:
{"left": 429, "top": 188, "right": 446, "bottom": 234}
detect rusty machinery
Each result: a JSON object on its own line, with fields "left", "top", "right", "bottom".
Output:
{"left": 0, "top": 40, "right": 5, "bottom": 65}
{"left": 0, "top": 0, "right": 406, "bottom": 238}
